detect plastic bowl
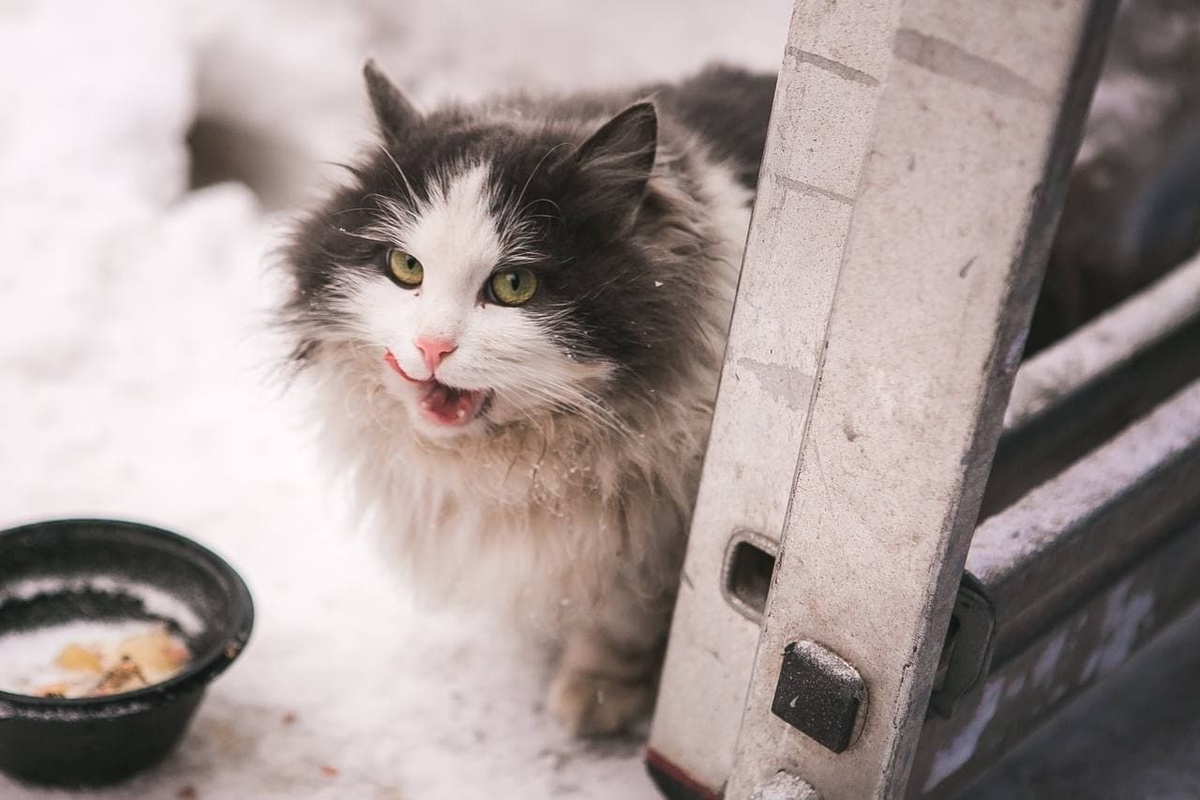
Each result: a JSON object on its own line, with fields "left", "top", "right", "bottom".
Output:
{"left": 0, "top": 518, "right": 253, "bottom": 786}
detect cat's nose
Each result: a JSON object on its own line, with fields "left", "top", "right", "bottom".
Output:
{"left": 415, "top": 336, "right": 457, "bottom": 372}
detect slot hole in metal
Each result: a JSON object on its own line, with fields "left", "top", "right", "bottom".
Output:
{"left": 723, "top": 534, "right": 778, "bottom": 623}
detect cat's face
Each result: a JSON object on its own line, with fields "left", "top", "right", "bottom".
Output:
{"left": 342, "top": 160, "right": 614, "bottom": 439}
{"left": 284, "top": 63, "right": 698, "bottom": 442}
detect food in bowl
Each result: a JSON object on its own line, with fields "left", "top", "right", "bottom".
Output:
{"left": 0, "top": 620, "right": 191, "bottom": 699}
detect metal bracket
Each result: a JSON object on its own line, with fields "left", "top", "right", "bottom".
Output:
{"left": 928, "top": 572, "right": 997, "bottom": 718}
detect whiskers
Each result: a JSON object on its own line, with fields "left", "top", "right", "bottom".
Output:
{"left": 378, "top": 144, "right": 420, "bottom": 205}
{"left": 484, "top": 360, "right": 630, "bottom": 445}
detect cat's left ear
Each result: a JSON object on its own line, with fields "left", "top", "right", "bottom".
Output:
{"left": 573, "top": 102, "right": 658, "bottom": 226}
{"left": 363, "top": 59, "right": 421, "bottom": 142}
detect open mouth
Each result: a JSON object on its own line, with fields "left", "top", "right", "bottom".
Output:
{"left": 384, "top": 349, "right": 491, "bottom": 427}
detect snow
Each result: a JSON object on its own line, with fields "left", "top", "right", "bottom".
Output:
{"left": 1005, "top": 252, "right": 1200, "bottom": 430}
{"left": 1078, "top": 577, "right": 1156, "bottom": 684}
{"left": 922, "top": 678, "right": 1006, "bottom": 793}
{"left": 0, "top": 0, "right": 791, "bottom": 797}
{"left": 3, "top": 577, "right": 205, "bottom": 636}
{"left": 969, "top": 376, "right": 1200, "bottom": 582}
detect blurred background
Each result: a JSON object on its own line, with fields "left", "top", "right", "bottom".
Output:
{"left": 1, "top": 0, "right": 1198, "bottom": 798}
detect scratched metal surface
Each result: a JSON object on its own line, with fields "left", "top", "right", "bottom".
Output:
{"left": 910, "top": 371, "right": 1200, "bottom": 795}
{"left": 914, "top": 526, "right": 1200, "bottom": 799}
{"left": 648, "top": 0, "right": 903, "bottom": 790}
{"left": 962, "top": 600, "right": 1200, "bottom": 800}
{"left": 723, "top": 1, "right": 1116, "bottom": 797}
{"left": 650, "top": 1, "right": 1118, "bottom": 796}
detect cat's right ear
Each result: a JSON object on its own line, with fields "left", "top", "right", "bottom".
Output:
{"left": 572, "top": 102, "right": 658, "bottom": 228}
{"left": 363, "top": 59, "right": 421, "bottom": 142}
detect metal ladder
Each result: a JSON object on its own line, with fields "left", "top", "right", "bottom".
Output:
{"left": 641, "top": 1, "right": 1200, "bottom": 797}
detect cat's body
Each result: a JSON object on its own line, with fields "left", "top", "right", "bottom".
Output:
{"left": 281, "top": 63, "right": 774, "bottom": 734}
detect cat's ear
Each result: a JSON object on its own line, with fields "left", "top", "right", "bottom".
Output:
{"left": 573, "top": 102, "right": 658, "bottom": 225}
{"left": 363, "top": 59, "right": 421, "bottom": 141}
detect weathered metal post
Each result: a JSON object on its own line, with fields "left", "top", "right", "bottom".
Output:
{"left": 648, "top": 1, "right": 1118, "bottom": 798}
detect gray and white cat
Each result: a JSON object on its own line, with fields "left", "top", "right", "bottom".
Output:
{"left": 280, "top": 61, "right": 774, "bottom": 735}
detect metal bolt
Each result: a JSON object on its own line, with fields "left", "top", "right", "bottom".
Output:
{"left": 749, "top": 770, "right": 823, "bottom": 800}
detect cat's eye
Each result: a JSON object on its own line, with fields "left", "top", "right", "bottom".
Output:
{"left": 487, "top": 267, "right": 539, "bottom": 307}
{"left": 387, "top": 249, "right": 423, "bottom": 288}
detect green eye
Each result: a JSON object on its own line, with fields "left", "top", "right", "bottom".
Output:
{"left": 488, "top": 267, "right": 538, "bottom": 306}
{"left": 387, "top": 249, "right": 423, "bottom": 287}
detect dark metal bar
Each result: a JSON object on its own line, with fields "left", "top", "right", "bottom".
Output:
{"left": 910, "top": 518, "right": 1200, "bottom": 798}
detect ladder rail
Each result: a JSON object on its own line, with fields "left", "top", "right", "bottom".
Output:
{"left": 649, "top": 1, "right": 1119, "bottom": 798}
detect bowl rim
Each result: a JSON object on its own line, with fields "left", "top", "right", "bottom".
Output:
{"left": 0, "top": 517, "right": 254, "bottom": 717}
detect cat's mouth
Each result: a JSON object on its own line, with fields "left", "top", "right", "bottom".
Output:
{"left": 417, "top": 381, "right": 491, "bottom": 426}
{"left": 384, "top": 349, "right": 491, "bottom": 427}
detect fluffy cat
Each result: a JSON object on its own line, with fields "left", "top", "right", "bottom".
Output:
{"left": 279, "top": 61, "right": 774, "bottom": 735}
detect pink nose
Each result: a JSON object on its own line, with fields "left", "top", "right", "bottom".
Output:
{"left": 415, "top": 336, "right": 457, "bottom": 372}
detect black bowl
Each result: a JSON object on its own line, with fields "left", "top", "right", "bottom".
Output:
{"left": 0, "top": 518, "right": 253, "bottom": 787}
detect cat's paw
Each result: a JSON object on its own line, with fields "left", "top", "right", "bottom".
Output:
{"left": 547, "top": 668, "right": 655, "bottom": 737}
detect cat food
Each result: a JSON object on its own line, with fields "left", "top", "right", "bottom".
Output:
{"left": 0, "top": 620, "right": 190, "bottom": 699}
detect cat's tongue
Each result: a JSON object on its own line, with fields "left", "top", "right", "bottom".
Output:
{"left": 418, "top": 382, "right": 488, "bottom": 426}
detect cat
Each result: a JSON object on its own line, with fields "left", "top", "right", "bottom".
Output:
{"left": 279, "top": 60, "right": 775, "bottom": 735}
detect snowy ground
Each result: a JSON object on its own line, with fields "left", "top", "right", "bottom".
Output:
{"left": 0, "top": 1, "right": 792, "bottom": 798}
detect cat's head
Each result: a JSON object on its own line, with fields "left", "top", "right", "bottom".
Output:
{"left": 283, "top": 61, "right": 712, "bottom": 442}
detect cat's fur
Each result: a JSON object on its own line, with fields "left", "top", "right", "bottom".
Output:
{"left": 280, "top": 62, "right": 774, "bottom": 735}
